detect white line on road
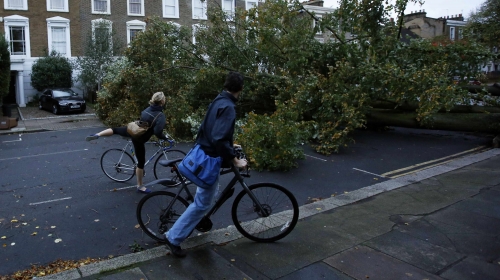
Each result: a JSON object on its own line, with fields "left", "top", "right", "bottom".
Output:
{"left": 112, "top": 185, "right": 137, "bottom": 191}
{"left": 2, "top": 134, "right": 23, "bottom": 143}
{"left": 0, "top": 149, "right": 88, "bottom": 161}
{"left": 352, "top": 168, "right": 387, "bottom": 178}
{"left": 305, "top": 154, "right": 328, "bottom": 162}
{"left": 29, "top": 197, "right": 72, "bottom": 205}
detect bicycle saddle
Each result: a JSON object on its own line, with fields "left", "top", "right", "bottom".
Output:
{"left": 158, "top": 158, "right": 182, "bottom": 167}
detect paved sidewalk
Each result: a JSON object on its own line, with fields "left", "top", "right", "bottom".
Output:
{"left": 0, "top": 106, "right": 103, "bottom": 135}
{"left": 38, "top": 149, "right": 500, "bottom": 280}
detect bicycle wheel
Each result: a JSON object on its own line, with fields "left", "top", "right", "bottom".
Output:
{"left": 136, "top": 191, "right": 189, "bottom": 243}
{"left": 153, "top": 149, "right": 186, "bottom": 182}
{"left": 232, "top": 183, "right": 299, "bottom": 242}
{"left": 100, "top": 149, "right": 136, "bottom": 182}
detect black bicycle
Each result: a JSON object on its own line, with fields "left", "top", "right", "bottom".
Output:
{"left": 136, "top": 149, "right": 299, "bottom": 243}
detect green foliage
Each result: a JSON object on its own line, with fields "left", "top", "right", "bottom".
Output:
{"left": 0, "top": 33, "right": 10, "bottom": 102}
{"left": 97, "top": 0, "right": 492, "bottom": 171}
{"left": 30, "top": 51, "right": 72, "bottom": 91}
{"left": 465, "top": 0, "right": 500, "bottom": 49}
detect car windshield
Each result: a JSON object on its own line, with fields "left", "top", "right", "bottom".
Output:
{"left": 53, "top": 90, "right": 77, "bottom": 98}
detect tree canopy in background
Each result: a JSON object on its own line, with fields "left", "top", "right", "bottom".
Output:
{"left": 96, "top": 0, "right": 492, "bottom": 171}
{"left": 466, "top": 0, "right": 500, "bottom": 49}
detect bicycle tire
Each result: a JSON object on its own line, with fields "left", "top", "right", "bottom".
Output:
{"left": 153, "top": 149, "right": 186, "bottom": 182}
{"left": 100, "top": 149, "right": 136, "bottom": 182}
{"left": 231, "top": 183, "right": 299, "bottom": 242}
{"left": 136, "top": 191, "right": 190, "bottom": 243}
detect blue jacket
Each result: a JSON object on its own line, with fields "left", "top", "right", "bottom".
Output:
{"left": 196, "top": 91, "right": 237, "bottom": 163}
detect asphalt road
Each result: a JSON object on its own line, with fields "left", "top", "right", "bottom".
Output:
{"left": 0, "top": 126, "right": 492, "bottom": 276}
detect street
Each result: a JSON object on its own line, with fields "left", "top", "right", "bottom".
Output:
{"left": 0, "top": 126, "right": 492, "bottom": 276}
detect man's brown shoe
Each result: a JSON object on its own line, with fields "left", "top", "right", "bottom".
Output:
{"left": 165, "top": 238, "right": 186, "bottom": 258}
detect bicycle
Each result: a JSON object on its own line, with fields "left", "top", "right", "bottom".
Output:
{"left": 136, "top": 148, "right": 299, "bottom": 243}
{"left": 100, "top": 137, "right": 186, "bottom": 183}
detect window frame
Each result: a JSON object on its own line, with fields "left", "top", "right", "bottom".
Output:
{"left": 126, "top": 20, "right": 146, "bottom": 45}
{"left": 450, "top": 26, "right": 455, "bottom": 40}
{"left": 245, "top": 0, "right": 258, "bottom": 10}
{"left": 3, "top": 15, "right": 31, "bottom": 57}
{"left": 127, "top": 0, "right": 144, "bottom": 16}
{"left": 91, "top": 0, "right": 111, "bottom": 15}
{"left": 46, "top": 16, "right": 71, "bottom": 57}
{"left": 192, "top": 0, "right": 207, "bottom": 20}
{"left": 313, "top": 14, "right": 322, "bottom": 35}
{"left": 162, "top": 0, "right": 179, "bottom": 19}
{"left": 91, "top": 18, "right": 113, "bottom": 53}
{"left": 46, "top": 0, "right": 68, "bottom": 12}
{"left": 222, "top": 0, "right": 235, "bottom": 16}
{"left": 4, "top": 0, "right": 28, "bottom": 10}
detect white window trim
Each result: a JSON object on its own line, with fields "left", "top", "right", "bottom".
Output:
{"left": 245, "top": 0, "right": 258, "bottom": 10}
{"left": 314, "top": 14, "right": 322, "bottom": 35}
{"left": 126, "top": 20, "right": 146, "bottom": 45}
{"left": 222, "top": 0, "right": 235, "bottom": 15}
{"left": 162, "top": 0, "right": 179, "bottom": 19}
{"left": 3, "top": 15, "right": 31, "bottom": 57}
{"left": 47, "top": 0, "right": 69, "bottom": 12}
{"left": 450, "top": 26, "right": 455, "bottom": 40}
{"left": 127, "top": 0, "right": 144, "bottom": 16}
{"left": 46, "top": 16, "right": 71, "bottom": 57}
{"left": 192, "top": 24, "right": 200, "bottom": 44}
{"left": 91, "top": 19, "right": 113, "bottom": 51}
{"left": 192, "top": 0, "right": 207, "bottom": 20}
{"left": 4, "top": 0, "right": 28, "bottom": 10}
{"left": 91, "top": 0, "right": 111, "bottom": 15}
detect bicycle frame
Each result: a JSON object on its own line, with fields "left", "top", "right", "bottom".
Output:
{"left": 143, "top": 163, "right": 270, "bottom": 220}
{"left": 122, "top": 139, "right": 176, "bottom": 168}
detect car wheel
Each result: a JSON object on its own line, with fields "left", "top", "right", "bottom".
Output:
{"left": 38, "top": 101, "right": 43, "bottom": 110}
{"left": 52, "top": 105, "right": 59, "bottom": 115}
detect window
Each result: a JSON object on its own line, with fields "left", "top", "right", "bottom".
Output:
{"left": 222, "top": 0, "right": 234, "bottom": 15}
{"left": 92, "top": 0, "right": 110, "bottom": 14}
{"left": 245, "top": 0, "right": 257, "bottom": 10}
{"left": 192, "top": 0, "right": 207, "bottom": 19}
{"left": 450, "top": 27, "right": 455, "bottom": 40}
{"left": 314, "top": 15, "right": 322, "bottom": 35}
{"left": 47, "top": 0, "right": 68, "bottom": 12}
{"left": 128, "top": 0, "right": 144, "bottom": 16}
{"left": 4, "top": 0, "right": 27, "bottom": 10}
{"left": 47, "top": 17, "right": 71, "bottom": 57}
{"left": 458, "top": 28, "right": 463, "bottom": 40}
{"left": 92, "top": 19, "right": 113, "bottom": 53}
{"left": 3, "top": 15, "right": 30, "bottom": 57}
{"left": 163, "top": 0, "right": 179, "bottom": 18}
{"left": 126, "top": 20, "right": 146, "bottom": 44}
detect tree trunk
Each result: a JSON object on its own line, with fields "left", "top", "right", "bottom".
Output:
{"left": 366, "top": 108, "right": 500, "bottom": 134}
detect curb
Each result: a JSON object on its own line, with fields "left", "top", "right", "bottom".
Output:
{"left": 37, "top": 148, "right": 500, "bottom": 280}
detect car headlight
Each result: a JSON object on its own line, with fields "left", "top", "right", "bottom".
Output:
{"left": 59, "top": 101, "right": 68, "bottom": 105}
{"left": 82, "top": 100, "right": 86, "bottom": 103}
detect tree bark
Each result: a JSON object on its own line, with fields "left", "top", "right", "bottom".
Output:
{"left": 366, "top": 108, "right": 500, "bottom": 134}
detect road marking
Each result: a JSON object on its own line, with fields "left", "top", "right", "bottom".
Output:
{"left": 112, "top": 185, "right": 137, "bottom": 191}
{"left": 382, "top": 146, "right": 486, "bottom": 177}
{"left": 0, "top": 149, "right": 88, "bottom": 161}
{"left": 352, "top": 168, "right": 387, "bottom": 178}
{"left": 305, "top": 154, "right": 328, "bottom": 162}
{"left": 29, "top": 197, "right": 72, "bottom": 205}
{"left": 2, "top": 134, "right": 23, "bottom": 143}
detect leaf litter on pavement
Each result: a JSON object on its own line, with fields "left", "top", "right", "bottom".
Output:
{"left": 0, "top": 257, "right": 104, "bottom": 280}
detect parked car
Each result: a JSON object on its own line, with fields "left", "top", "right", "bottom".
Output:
{"left": 452, "top": 76, "right": 482, "bottom": 85}
{"left": 38, "top": 88, "right": 86, "bottom": 115}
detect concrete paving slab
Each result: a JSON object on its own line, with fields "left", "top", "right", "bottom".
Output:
{"left": 437, "top": 168, "right": 500, "bottom": 186}
{"left": 216, "top": 213, "right": 361, "bottom": 279}
{"left": 452, "top": 195, "right": 500, "bottom": 220}
{"left": 440, "top": 256, "right": 500, "bottom": 280}
{"left": 425, "top": 206, "right": 500, "bottom": 236}
{"left": 363, "top": 231, "right": 464, "bottom": 273}
{"left": 98, "top": 267, "right": 148, "bottom": 280}
{"left": 277, "top": 262, "right": 353, "bottom": 280}
{"left": 465, "top": 155, "right": 500, "bottom": 171}
{"left": 323, "top": 246, "right": 444, "bottom": 280}
{"left": 394, "top": 219, "right": 456, "bottom": 249}
{"left": 141, "top": 246, "right": 251, "bottom": 280}
{"left": 473, "top": 188, "right": 500, "bottom": 204}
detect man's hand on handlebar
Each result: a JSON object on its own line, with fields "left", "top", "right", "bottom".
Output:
{"left": 233, "top": 157, "right": 247, "bottom": 169}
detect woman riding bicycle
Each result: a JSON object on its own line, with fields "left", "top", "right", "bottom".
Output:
{"left": 86, "top": 91, "right": 169, "bottom": 194}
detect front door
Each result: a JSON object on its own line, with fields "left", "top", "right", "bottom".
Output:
{"left": 2, "top": 71, "right": 17, "bottom": 104}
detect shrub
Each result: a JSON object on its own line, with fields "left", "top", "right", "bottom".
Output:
{"left": 31, "top": 51, "right": 72, "bottom": 91}
{"left": 0, "top": 33, "right": 10, "bottom": 102}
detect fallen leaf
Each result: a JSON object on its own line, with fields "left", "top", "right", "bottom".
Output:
{"left": 134, "top": 224, "right": 140, "bottom": 229}
{"left": 94, "top": 219, "right": 100, "bottom": 222}
{"left": 230, "top": 259, "right": 235, "bottom": 262}
{"left": 404, "top": 223, "right": 409, "bottom": 225}
{"left": 11, "top": 219, "right": 18, "bottom": 223}
{"left": 31, "top": 232, "right": 37, "bottom": 236}
{"left": 21, "top": 214, "right": 25, "bottom": 216}
{"left": 344, "top": 191, "right": 348, "bottom": 194}
{"left": 36, "top": 226, "right": 40, "bottom": 229}
{"left": 224, "top": 233, "right": 230, "bottom": 236}
{"left": 316, "top": 208, "right": 322, "bottom": 210}
{"left": 11, "top": 242, "right": 15, "bottom": 246}
{"left": 2, "top": 244, "right": 6, "bottom": 247}
{"left": 1, "top": 236, "right": 6, "bottom": 239}
{"left": 405, "top": 273, "right": 413, "bottom": 277}
{"left": 22, "top": 223, "right": 27, "bottom": 225}
{"left": 48, "top": 234, "right": 52, "bottom": 237}
{"left": 373, "top": 178, "right": 378, "bottom": 180}
{"left": 38, "top": 272, "right": 46, "bottom": 276}
{"left": 331, "top": 194, "right": 336, "bottom": 197}
{"left": 51, "top": 226, "right": 56, "bottom": 229}
{"left": 54, "top": 239, "right": 62, "bottom": 243}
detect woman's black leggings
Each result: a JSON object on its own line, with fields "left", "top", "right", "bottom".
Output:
{"left": 112, "top": 127, "right": 147, "bottom": 169}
